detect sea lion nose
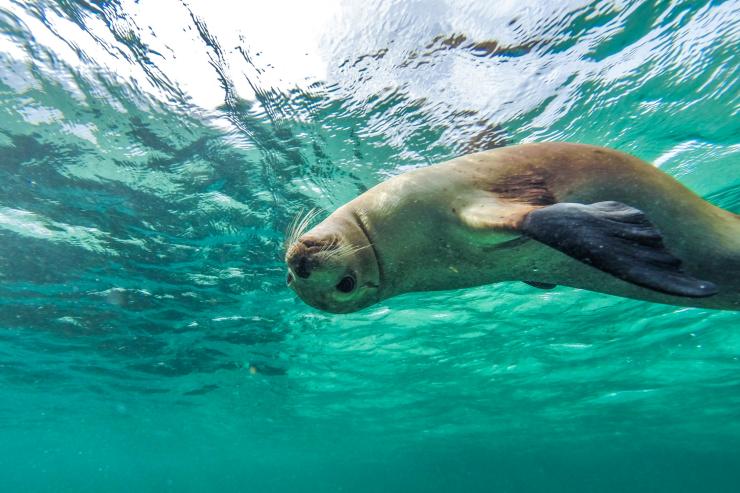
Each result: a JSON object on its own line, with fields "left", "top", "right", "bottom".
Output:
{"left": 293, "top": 254, "right": 312, "bottom": 278}
{"left": 287, "top": 243, "right": 313, "bottom": 279}
{"left": 286, "top": 236, "right": 331, "bottom": 279}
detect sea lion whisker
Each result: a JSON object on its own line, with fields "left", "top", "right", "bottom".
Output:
{"left": 345, "top": 243, "right": 372, "bottom": 255}
{"left": 285, "top": 208, "right": 321, "bottom": 250}
{"left": 292, "top": 210, "right": 313, "bottom": 243}
{"left": 285, "top": 211, "right": 304, "bottom": 250}
{"left": 315, "top": 244, "right": 345, "bottom": 262}
{"left": 285, "top": 209, "right": 309, "bottom": 248}
{"left": 301, "top": 209, "right": 322, "bottom": 236}
{"left": 318, "top": 242, "right": 371, "bottom": 262}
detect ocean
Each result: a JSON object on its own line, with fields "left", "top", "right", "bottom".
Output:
{"left": 0, "top": 1, "right": 739, "bottom": 491}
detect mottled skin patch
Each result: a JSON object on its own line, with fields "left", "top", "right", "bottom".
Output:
{"left": 489, "top": 171, "right": 556, "bottom": 206}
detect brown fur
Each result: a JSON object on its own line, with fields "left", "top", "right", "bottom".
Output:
{"left": 489, "top": 171, "right": 556, "bottom": 206}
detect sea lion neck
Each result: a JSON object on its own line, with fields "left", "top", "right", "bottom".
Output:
{"left": 347, "top": 207, "right": 386, "bottom": 299}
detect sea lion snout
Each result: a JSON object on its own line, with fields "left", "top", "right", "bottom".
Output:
{"left": 291, "top": 253, "right": 313, "bottom": 278}
{"left": 286, "top": 242, "right": 315, "bottom": 279}
{"left": 286, "top": 236, "right": 336, "bottom": 279}
{"left": 284, "top": 212, "right": 384, "bottom": 313}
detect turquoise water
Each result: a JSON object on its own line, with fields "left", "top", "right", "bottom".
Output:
{"left": 1, "top": 1, "right": 739, "bottom": 491}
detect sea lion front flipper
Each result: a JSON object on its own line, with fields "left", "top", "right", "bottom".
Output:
{"left": 520, "top": 201, "right": 718, "bottom": 298}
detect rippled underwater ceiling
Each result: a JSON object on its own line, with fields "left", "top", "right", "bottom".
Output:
{"left": 0, "top": 0, "right": 739, "bottom": 491}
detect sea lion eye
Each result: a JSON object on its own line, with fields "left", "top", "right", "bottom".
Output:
{"left": 336, "top": 275, "right": 356, "bottom": 293}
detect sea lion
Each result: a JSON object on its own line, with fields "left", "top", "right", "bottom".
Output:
{"left": 285, "top": 142, "right": 740, "bottom": 313}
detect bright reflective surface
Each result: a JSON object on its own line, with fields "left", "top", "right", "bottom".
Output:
{"left": 0, "top": 1, "right": 739, "bottom": 491}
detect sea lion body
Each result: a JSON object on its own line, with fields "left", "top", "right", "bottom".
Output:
{"left": 286, "top": 143, "right": 740, "bottom": 312}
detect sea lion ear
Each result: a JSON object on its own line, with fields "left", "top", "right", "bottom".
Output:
{"left": 520, "top": 201, "right": 718, "bottom": 298}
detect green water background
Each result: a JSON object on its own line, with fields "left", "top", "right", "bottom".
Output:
{"left": 0, "top": 1, "right": 739, "bottom": 491}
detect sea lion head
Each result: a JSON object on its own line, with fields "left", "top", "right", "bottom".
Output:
{"left": 285, "top": 210, "right": 381, "bottom": 313}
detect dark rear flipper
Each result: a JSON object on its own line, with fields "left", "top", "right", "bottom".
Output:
{"left": 520, "top": 201, "right": 718, "bottom": 298}
{"left": 524, "top": 281, "right": 557, "bottom": 290}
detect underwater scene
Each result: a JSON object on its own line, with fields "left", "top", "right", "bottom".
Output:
{"left": 1, "top": 0, "right": 739, "bottom": 491}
